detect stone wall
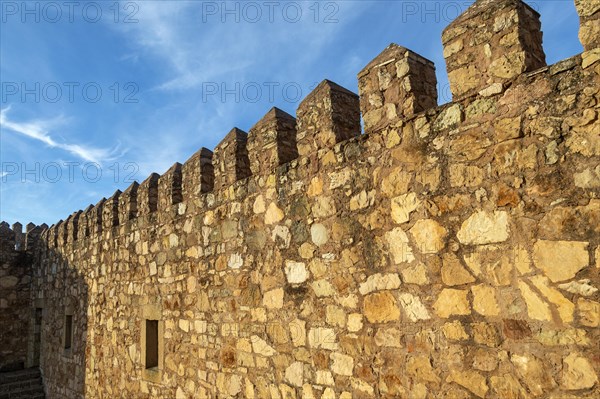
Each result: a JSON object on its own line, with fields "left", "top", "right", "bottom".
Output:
{"left": 6, "top": 0, "right": 600, "bottom": 398}
{"left": 0, "top": 222, "right": 43, "bottom": 371}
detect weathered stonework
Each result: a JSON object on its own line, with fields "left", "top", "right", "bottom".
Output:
{"left": 443, "top": 0, "right": 546, "bottom": 99}
{"left": 182, "top": 147, "right": 214, "bottom": 199}
{"left": 247, "top": 107, "right": 298, "bottom": 175}
{"left": 296, "top": 80, "right": 360, "bottom": 157}
{"left": 575, "top": 0, "right": 600, "bottom": 51}
{"left": 0, "top": 222, "right": 46, "bottom": 376}
{"left": 213, "top": 128, "right": 251, "bottom": 191}
{"left": 358, "top": 44, "right": 437, "bottom": 134}
{"left": 1, "top": 1, "right": 599, "bottom": 398}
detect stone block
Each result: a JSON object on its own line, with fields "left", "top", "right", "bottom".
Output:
{"left": 358, "top": 43, "right": 437, "bottom": 133}
{"left": 66, "top": 210, "right": 81, "bottom": 243}
{"left": 296, "top": 80, "right": 360, "bottom": 156}
{"left": 442, "top": 0, "right": 546, "bottom": 98}
{"left": 102, "top": 190, "right": 121, "bottom": 229}
{"left": 213, "top": 128, "right": 251, "bottom": 190}
{"left": 182, "top": 147, "right": 214, "bottom": 199}
{"left": 88, "top": 198, "right": 105, "bottom": 235}
{"left": 138, "top": 173, "right": 160, "bottom": 215}
{"left": 574, "top": 0, "right": 600, "bottom": 50}
{"left": 118, "top": 182, "right": 139, "bottom": 223}
{"left": 247, "top": 107, "right": 298, "bottom": 175}
{"left": 158, "top": 163, "right": 183, "bottom": 208}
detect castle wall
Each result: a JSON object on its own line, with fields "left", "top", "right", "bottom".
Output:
{"left": 0, "top": 223, "right": 31, "bottom": 371}
{"left": 0, "top": 222, "right": 45, "bottom": 372}
{"left": 12, "top": 0, "right": 600, "bottom": 398}
{"left": 32, "top": 51, "right": 600, "bottom": 398}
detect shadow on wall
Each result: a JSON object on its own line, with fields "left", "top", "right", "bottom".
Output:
{"left": 36, "top": 225, "right": 89, "bottom": 399}
{"left": 0, "top": 222, "right": 39, "bottom": 372}
{"left": 0, "top": 221, "right": 90, "bottom": 399}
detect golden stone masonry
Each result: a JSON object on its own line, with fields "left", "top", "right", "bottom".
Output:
{"left": 1, "top": 0, "right": 599, "bottom": 398}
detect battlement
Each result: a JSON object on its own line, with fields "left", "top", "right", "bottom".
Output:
{"left": 443, "top": 0, "right": 546, "bottom": 99}
{"left": 247, "top": 107, "right": 298, "bottom": 175}
{"left": 358, "top": 43, "right": 437, "bottom": 133}
{"left": 575, "top": 0, "right": 600, "bottom": 50}
{"left": 0, "top": 220, "right": 47, "bottom": 253}
{"left": 182, "top": 147, "right": 214, "bottom": 199}
{"left": 13, "top": 3, "right": 600, "bottom": 397}
{"left": 36, "top": 0, "right": 599, "bottom": 252}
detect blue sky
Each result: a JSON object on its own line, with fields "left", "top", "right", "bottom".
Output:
{"left": 0, "top": 0, "right": 583, "bottom": 226}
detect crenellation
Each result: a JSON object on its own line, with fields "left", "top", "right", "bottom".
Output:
{"left": 57, "top": 217, "right": 69, "bottom": 248}
{"left": 182, "top": 147, "right": 214, "bottom": 200}
{"left": 138, "top": 173, "right": 160, "bottom": 216}
{"left": 358, "top": 43, "right": 438, "bottom": 134}
{"left": 4, "top": 1, "right": 600, "bottom": 397}
{"left": 66, "top": 211, "right": 81, "bottom": 243}
{"left": 119, "top": 181, "right": 140, "bottom": 224}
{"left": 45, "top": 224, "right": 55, "bottom": 249}
{"left": 158, "top": 163, "right": 183, "bottom": 210}
{"left": 575, "top": 0, "right": 600, "bottom": 50}
{"left": 49, "top": 221, "right": 62, "bottom": 249}
{"left": 247, "top": 107, "right": 298, "bottom": 175}
{"left": 0, "top": 222, "right": 33, "bottom": 371}
{"left": 102, "top": 191, "right": 121, "bottom": 230}
{"left": 213, "top": 128, "right": 251, "bottom": 191}
{"left": 25, "top": 222, "right": 35, "bottom": 233}
{"left": 88, "top": 199, "right": 105, "bottom": 237}
{"left": 25, "top": 224, "right": 44, "bottom": 252}
{"left": 77, "top": 205, "right": 93, "bottom": 240}
{"left": 443, "top": 0, "right": 546, "bottom": 99}
{"left": 0, "top": 221, "right": 15, "bottom": 250}
{"left": 296, "top": 79, "right": 360, "bottom": 156}
{"left": 12, "top": 222, "right": 24, "bottom": 251}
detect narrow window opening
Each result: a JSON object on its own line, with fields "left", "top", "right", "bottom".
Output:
{"left": 145, "top": 320, "right": 158, "bottom": 369}
{"left": 64, "top": 315, "right": 73, "bottom": 350}
{"left": 33, "top": 308, "right": 42, "bottom": 365}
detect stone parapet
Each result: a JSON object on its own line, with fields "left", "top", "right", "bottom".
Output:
{"left": 296, "top": 80, "right": 360, "bottom": 156}
{"left": 247, "top": 107, "right": 298, "bottom": 175}
{"left": 358, "top": 43, "right": 437, "bottom": 133}
{"left": 443, "top": 0, "right": 546, "bottom": 99}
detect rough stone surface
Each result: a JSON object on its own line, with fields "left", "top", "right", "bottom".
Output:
{"left": 457, "top": 210, "right": 509, "bottom": 245}
{"left": 434, "top": 289, "right": 471, "bottom": 318}
{"left": 363, "top": 292, "right": 401, "bottom": 323}
{"left": 575, "top": 0, "right": 600, "bottom": 50}
{"left": 562, "top": 353, "right": 598, "bottom": 390}
{"left": 533, "top": 240, "right": 589, "bottom": 282}
{"left": 442, "top": 253, "right": 475, "bottom": 286}
{"left": 447, "top": 370, "right": 489, "bottom": 398}
{"left": 284, "top": 261, "right": 309, "bottom": 284}
{"left": 398, "top": 293, "right": 430, "bottom": 321}
{"left": 410, "top": 219, "right": 447, "bottom": 254}
{"left": 330, "top": 352, "right": 354, "bottom": 376}
{"left": 519, "top": 280, "right": 553, "bottom": 322}
{"left": 358, "top": 273, "right": 401, "bottom": 295}
{"left": 2, "top": 3, "right": 600, "bottom": 398}
{"left": 511, "top": 354, "right": 557, "bottom": 396}
{"left": 471, "top": 284, "right": 500, "bottom": 316}
{"left": 358, "top": 44, "right": 437, "bottom": 133}
{"left": 391, "top": 193, "right": 419, "bottom": 224}
{"left": 443, "top": 0, "right": 546, "bottom": 98}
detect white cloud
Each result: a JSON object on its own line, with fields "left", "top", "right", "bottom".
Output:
{"left": 0, "top": 106, "right": 120, "bottom": 164}
{"left": 114, "top": 1, "right": 367, "bottom": 92}
{"left": 100, "top": 1, "right": 369, "bottom": 179}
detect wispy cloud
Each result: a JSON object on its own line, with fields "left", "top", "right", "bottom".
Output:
{"left": 0, "top": 107, "right": 122, "bottom": 164}
{"left": 114, "top": 1, "right": 367, "bottom": 92}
